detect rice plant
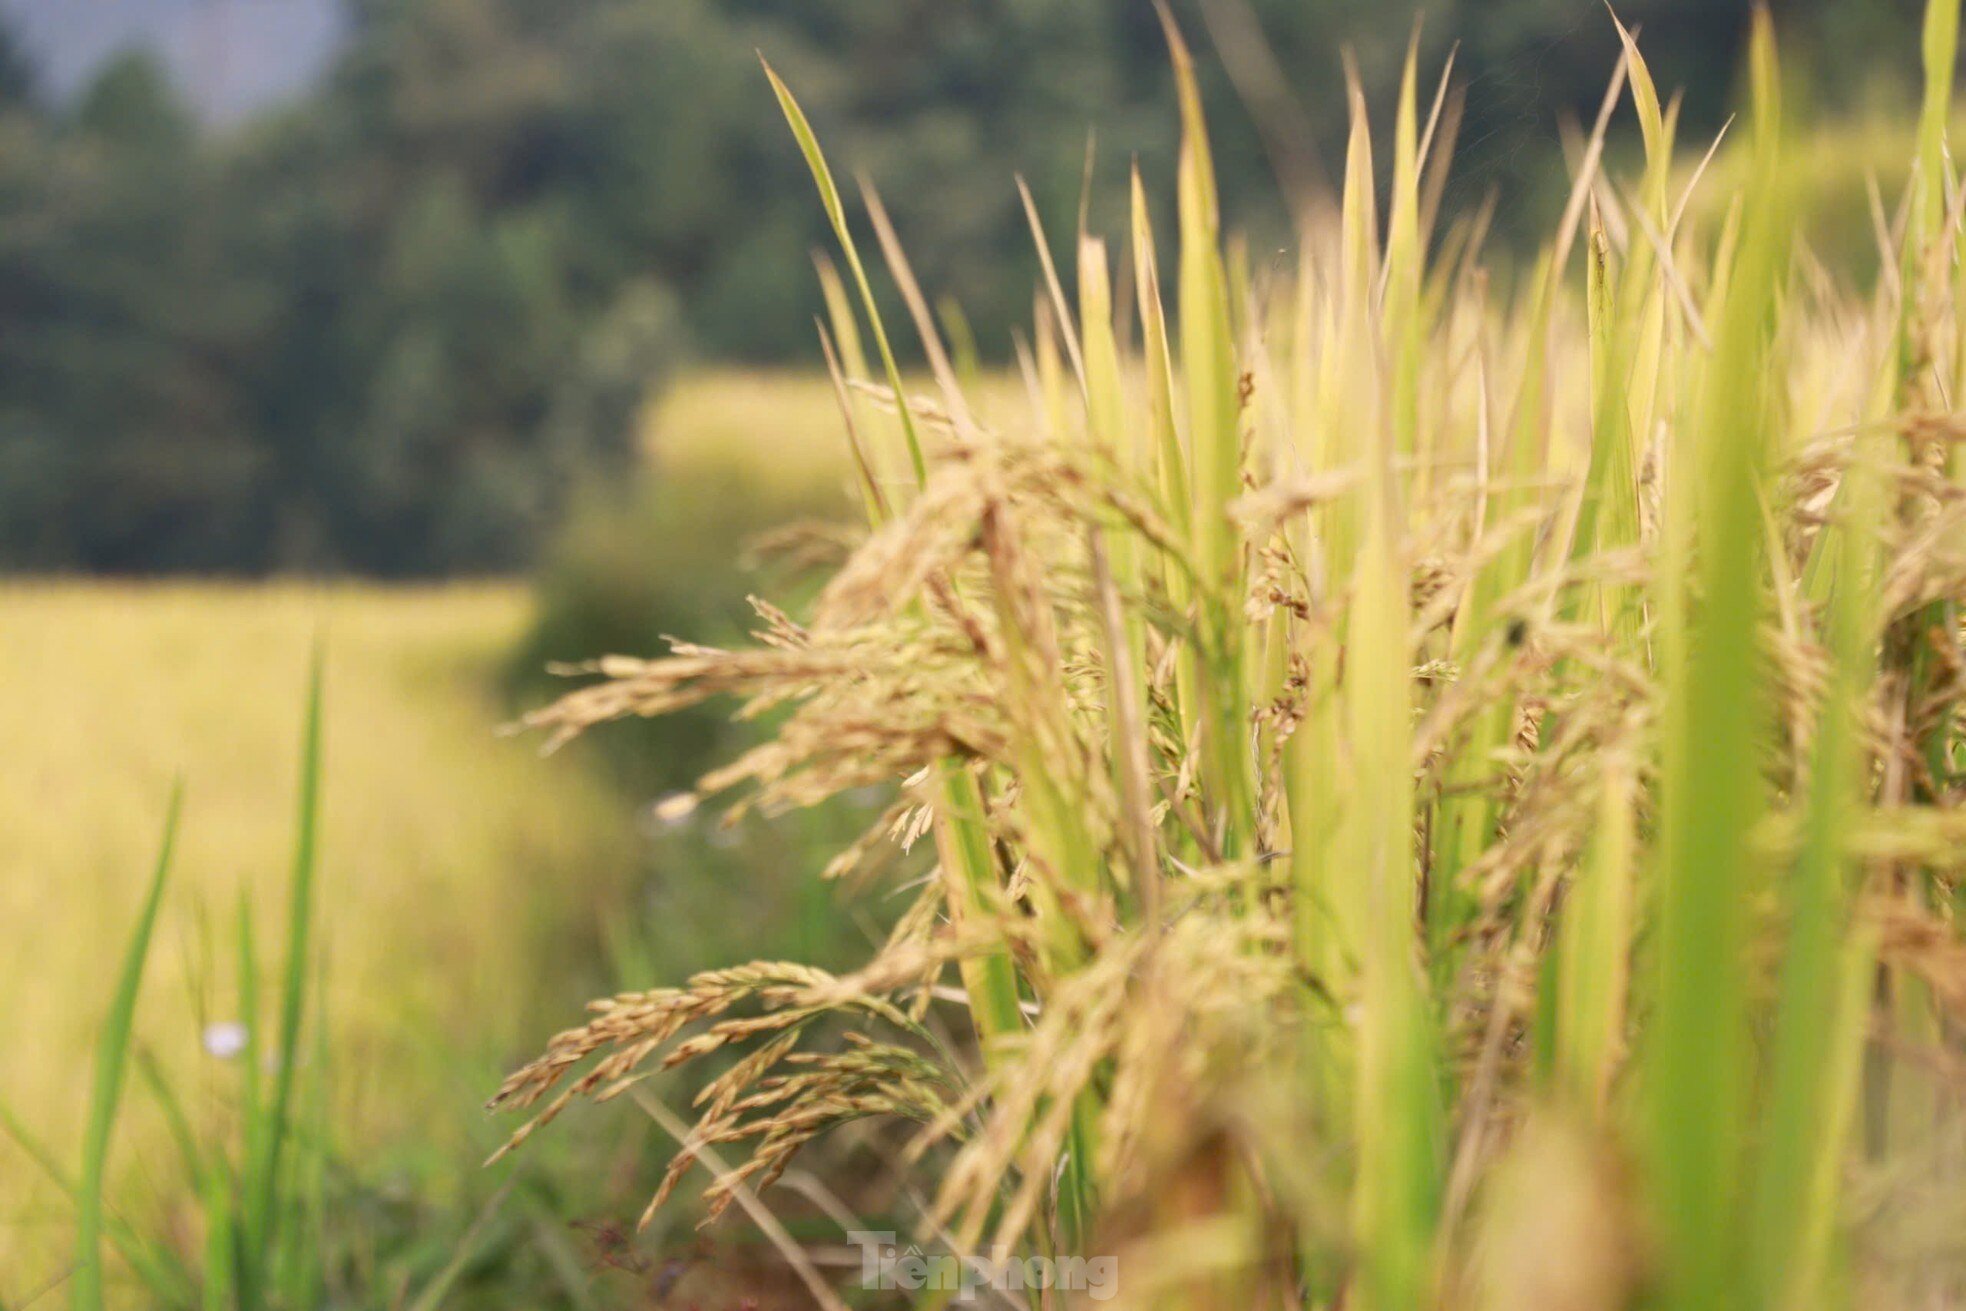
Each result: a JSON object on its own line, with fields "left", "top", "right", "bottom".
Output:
{"left": 497, "top": 5, "right": 1966, "bottom": 1306}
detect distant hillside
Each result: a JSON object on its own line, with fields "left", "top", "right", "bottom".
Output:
{"left": 0, "top": 0, "right": 343, "bottom": 120}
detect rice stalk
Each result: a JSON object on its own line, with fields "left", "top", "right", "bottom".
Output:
{"left": 500, "top": 8, "right": 1966, "bottom": 1306}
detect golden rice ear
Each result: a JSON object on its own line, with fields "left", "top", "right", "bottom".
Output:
{"left": 1464, "top": 1112, "right": 1647, "bottom": 1311}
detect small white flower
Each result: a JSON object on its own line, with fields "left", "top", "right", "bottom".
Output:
{"left": 203, "top": 1021, "right": 249, "bottom": 1060}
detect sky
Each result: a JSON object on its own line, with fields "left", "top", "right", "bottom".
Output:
{"left": 2, "top": 0, "right": 345, "bottom": 121}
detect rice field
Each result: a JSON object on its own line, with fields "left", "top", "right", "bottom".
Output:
{"left": 0, "top": 582, "right": 637, "bottom": 1298}
{"left": 12, "top": 4, "right": 1966, "bottom": 1308}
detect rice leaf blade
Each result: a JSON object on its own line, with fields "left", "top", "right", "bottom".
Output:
{"left": 73, "top": 779, "right": 183, "bottom": 1311}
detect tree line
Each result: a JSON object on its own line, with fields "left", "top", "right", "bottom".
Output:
{"left": 0, "top": 0, "right": 1925, "bottom": 574}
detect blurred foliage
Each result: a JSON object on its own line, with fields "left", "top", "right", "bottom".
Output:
{"left": 511, "top": 371, "right": 854, "bottom": 799}
{"left": 1692, "top": 106, "right": 1966, "bottom": 286}
{"left": 0, "top": 0, "right": 1943, "bottom": 575}
{"left": 0, "top": 9, "right": 684, "bottom": 575}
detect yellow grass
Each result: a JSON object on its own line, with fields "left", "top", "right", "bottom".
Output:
{"left": 0, "top": 581, "right": 635, "bottom": 1283}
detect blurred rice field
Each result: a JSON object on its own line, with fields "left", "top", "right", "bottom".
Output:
{"left": 646, "top": 369, "right": 850, "bottom": 489}
{"left": 0, "top": 581, "right": 637, "bottom": 1284}
{"left": 643, "top": 367, "right": 1022, "bottom": 490}
{"left": 0, "top": 368, "right": 973, "bottom": 1296}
